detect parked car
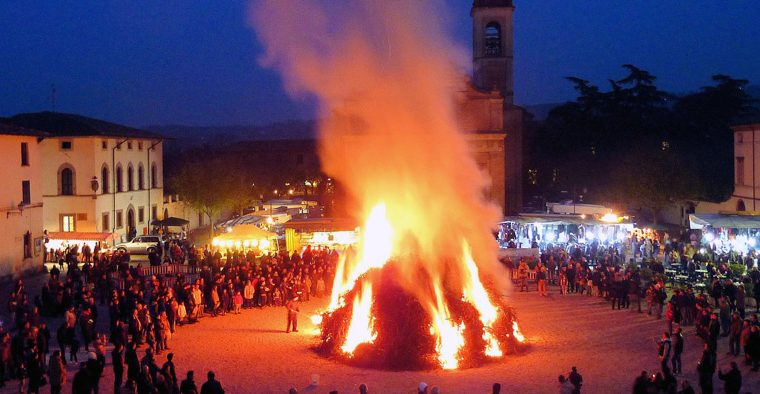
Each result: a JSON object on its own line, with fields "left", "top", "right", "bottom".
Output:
{"left": 115, "top": 235, "right": 164, "bottom": 254}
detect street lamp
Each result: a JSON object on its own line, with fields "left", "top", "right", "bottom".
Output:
{"left": 90, "top": 176, "right": 99, "bottom": 199}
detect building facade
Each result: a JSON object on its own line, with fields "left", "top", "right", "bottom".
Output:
{"left": 4, "top": 112, "right": 166, "bottom": 241}
{"left": 0, "top": 122, "right": 46, "bottom": 276}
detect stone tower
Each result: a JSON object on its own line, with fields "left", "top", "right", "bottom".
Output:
{"left": 471, "top": 0, "right": 514, "bottom": 104}
{"left": 470, "top": 0, "right": 522, "bottom": 215}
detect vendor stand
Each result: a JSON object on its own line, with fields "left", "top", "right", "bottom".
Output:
{"left": 211, "top": 224, "right": 278, "bottom": 254}
{"left": 283, "top": 218, "right": 358, "bottom": 253}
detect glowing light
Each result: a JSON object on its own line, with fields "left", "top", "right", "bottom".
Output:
{"left": 267, "top": 217, "right": 274, "bottom": 224}
{"left": 598, "top": 233, "right": 607, "bottom": 242}
{"left": 616, "top": 232, "right": 626, "bottom": 241}
{"left": 250, "top": 239, "right": 258, "bottom": 248}
{"left": 212, "top": 239, "right": 219, "bottom": 246}
{"left": 259, "top": 239, "right": 271, "bottom": 249}
{"left": 544, "top": 232, "right": 556, "bottom": 242}
{"left": 558, "top": 232, "right": 568, "bottom": 243}
{"left": 243, "top": 240, "right": 250, "bottom": 247}
{"left": 226, "top": 240, "right": 233, "bottom": 247}
{"left": 585, "top": 232, "right": 595, "bottom": 241}
{"left": 341, "top": 283, "right": 375, "bottom": 355}
{"left": 311, "top": 314, "right": 323, "bottom": 325}
{"left": 704, "top": 233, "right": 715, "bottom": 243}
{"left": 600, "top": 213, "right": 619, "bottom": 223}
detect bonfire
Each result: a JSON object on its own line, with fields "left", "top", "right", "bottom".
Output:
{"left": 314, "top": 205, "right": 525, "bottom": 370}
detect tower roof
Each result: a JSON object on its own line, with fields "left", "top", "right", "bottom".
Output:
{"left": 473, "top": 0, "right": 513, "bottom": 7}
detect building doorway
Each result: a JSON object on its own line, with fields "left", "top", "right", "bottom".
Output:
{"left": 127, "top": 208, "right": 136, "bottom": 240}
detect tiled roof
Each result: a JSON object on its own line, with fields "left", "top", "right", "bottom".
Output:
{"left": 1, "top": 112, "right": 168, "bottom": 139}
{"left": 0, "top": 120, "right": 49, "bottom": 137}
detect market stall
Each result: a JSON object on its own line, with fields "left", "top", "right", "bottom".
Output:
{"left": 283, "top": 218, "right": 358, "bottom": 252}
{"left": 499, "top": 213, "right": 634, "bottom": 250}
{"left": 689, "top": 212, "right": 760, "bottom": 254}
{"left": 211, "top": 224, "right": 278, "bottom": 252}
{"left": 45, "top": 231, "right": 119, "bottom": 260}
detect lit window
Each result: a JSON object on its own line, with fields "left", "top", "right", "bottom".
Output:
{"left": 61, "top": 215, "right": 75, "bottom": 232}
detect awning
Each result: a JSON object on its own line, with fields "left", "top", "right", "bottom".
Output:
{"left": 284, "top": 218, "right": 358, "bottom": 232}
{"left": 689, "top": 213, "right": 760, "bottom": 230}
{"left": 151, "top": 217, "right": 189, "bottom": 227}
{"left": 47, "top": 232, "right": 119, "bottom": 242}
{"left": 216, "top": 214, "right": 265, "bottom": 228}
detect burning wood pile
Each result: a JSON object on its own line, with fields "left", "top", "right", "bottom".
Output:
{"left": 313, "top": 205, "right": 525, "bottom": 370}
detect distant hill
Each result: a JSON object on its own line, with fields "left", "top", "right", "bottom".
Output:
{"left": 145, "top": 119, "right": 318, "bottom": 151}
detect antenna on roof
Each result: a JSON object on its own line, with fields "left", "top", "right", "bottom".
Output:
{"left": 50, "top": 84, "right": 57, "bottom": 112}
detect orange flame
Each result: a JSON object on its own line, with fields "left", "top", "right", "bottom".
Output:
{"left": 340, "top": 283, "right": 376, "bottom": 355}
{"left": 429, "top": 283, "right": 465, "bottom": 369}
{"left": 513, "top": 321, "right": 525, "bottom": 343}
{"left": 461, "top": 241, "right": 502, "bottom": 357}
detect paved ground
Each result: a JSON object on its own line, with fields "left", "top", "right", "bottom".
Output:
{"left": 0, "top": 268, "right": 759, "bottom": 394}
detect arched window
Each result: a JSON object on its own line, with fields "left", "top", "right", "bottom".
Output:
{"left": 116, "top": 165, "right": 123, "bottom": 192}
{"left": 737, "top": 200, "right": 746, "bottom": 211}
{"left": 60, "top": 168, "right": 74, "bottom": 195}
{"left": 138, "top": 165, "right": 145, "bottom": 190}
{"left": 101, "top": 165, "right": 110, "bottom": 194}
{"left": 127, "top": 164, "right": 134, "bottom": 191}
{"left": 485, "top": 22, "right": 501, "bottom": 56}
{"left": 151, "top": 163, "right": 158, "bottom": 188}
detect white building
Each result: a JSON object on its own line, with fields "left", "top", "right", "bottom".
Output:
{"left": 5, "top": 112, "right": 167, "bottom": 243}
{"left": 0, "top": 121, "right": 46, "bottom": 276}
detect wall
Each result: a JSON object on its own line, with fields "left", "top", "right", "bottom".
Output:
{"left": 0, "top": 135, "right": 43, "bottom": 276}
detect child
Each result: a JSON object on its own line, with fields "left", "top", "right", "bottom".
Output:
{"left": 234, "top": 292, "right": 243, "bottom": 315}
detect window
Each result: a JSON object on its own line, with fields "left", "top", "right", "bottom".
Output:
{"left": 151, "top": 164, "right": 158, "bottom": 188}
{"left": 127, "top": 165, "right": 134, "bottom": 191}
{"left": 102, "top": 140, "right": 108, "bottom": 150}
{"left": 138, "top": 165, "right": 145, "bottom": 190}
{"left": 21, "top": 181, "right": 30, "bottom": 205}
{"left": 116, "top": 166, "right": 123, "bottom": 192}
{"left": 61, "top": 214, "right": 75, "bottom": 232}
{"left": 485, "top": 22, "right": 501, "bottom": 56}
{"left": 138, "top": 142, "right": 143, "bottom": 150}
{"left": 60, "top": 168, "right": 74, "bottom": 195}
{"left": 127, "top": 142, "right": 133, "bottom": 150}
{"left": 116, "top": 210, "right": 123, "bottom": 229}
{"left": 61, "top": 141, "right": 72, "bottom": 150}
{"left": 738, "top": 133, "right": 744, "bottom": 144}
{"left": 138, "top": 206, "right": 145, "bottom": 223}
{"left": 102, "top": 212, "right": 110, "bottom": 231}
{"left": 152, "top": 206, "right": 158, "bottom": 222}
{"left": 737, "top": 157, "right": 745, "bottom": 186}
{"left": 199, "top": 212, "right": 204, "bottom": 226}
{"left": 102, "top": 165, "right": 110, "bottom": 194}
{"left": 21, "top": 143, "right": 29, "bottom": 166}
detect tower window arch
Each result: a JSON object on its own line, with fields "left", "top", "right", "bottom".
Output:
{"left": 101, "top": 164, "right": 110, "bottom": 194}
{"left": 116, "top": 165, "right": 123, "bottom": 192}
{"left": 151, "top": 163, "right": 158, "bottom": 188}
{"left": 138, "top": 164, "right": 145, "bottom": 190}
{"left": 59, "top": 166, "right": 75, "bottom": 195}
{"left": 485, "top": 22, "right": 501, "bottom": 56}
{"left": 127, "top": 164, "right": 134, "bottom": 191}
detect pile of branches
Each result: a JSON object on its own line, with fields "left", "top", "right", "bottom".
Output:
{"left": 316, "top": 264, "right": 525, "bottom": 370}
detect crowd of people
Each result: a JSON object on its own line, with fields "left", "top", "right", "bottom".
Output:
{"left": 0, "top": 243, "right": 340, "bottom": 393}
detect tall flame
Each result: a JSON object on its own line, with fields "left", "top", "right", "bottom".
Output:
{"left": 429, "top": 283, "right": 465, "bottom": 370}
{"left": 340, "top": 283, "right": 376, "bottom": 354}
{"left": 461, "top": 241, "right": 502, "bottom": 357}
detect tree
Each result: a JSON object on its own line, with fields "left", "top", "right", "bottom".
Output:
{"left": 170, "top": 157, "right": 236, "bottom": 242}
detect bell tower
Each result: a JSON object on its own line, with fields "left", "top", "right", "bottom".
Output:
{"left": 471, "top": 0, "right": 514, "bottom": 105}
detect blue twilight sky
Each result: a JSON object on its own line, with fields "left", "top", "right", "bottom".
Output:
{"left": 1, "top": 1, "right": 759, "bottom": 127}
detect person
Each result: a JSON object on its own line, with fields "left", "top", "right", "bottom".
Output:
{"left": 86, "top": 352, "right": 103, "bottom": 394}
{"left": 536, "top": 263, "right": 547, "bottom": 296}
{"left": 112, "top": 344, "right": 124, "bottom": 394}
{"left": 358, "top": 383, "right": 368, "bottom": 394}
{"left": 671, "top": 327, "right": 683, "bottom": 374}
{"left": 632, "top": 371, "right": 649, "bottom": 394}
{"left": 728, "top": 312, "right": 742, "bottom": 356}
{"left": 180, "top": 371, "right": 198, "bottom": 394}
{"left": 72, "top": 362, "right": 93, "bottom": 394}
{"left": 518, "top": 260, "right": 529, "bottom": 292}
{"left": 48, "top": 351, "right": 66, "bottom": 394}
{"left": 568, "top": 366, "right": 582, "bottom": 393}
{"left": 697, "top": 343, "right": 716, "bottom": 394}
{"left": 489, "top": 383, "right": 501, "bottom": 394}
{"left": 656, "top": 332, "right": 671, "bottom": 372}
{"left": 286, "top": 297, "right": 300, "bottom": 333}
{"left": 418, "top": 382, "right": 428, "bottom": 394}
{"left": 717, "top": 361, "right": 741, "bottom": 394}
{"left": 677, "top": 380, "right": 695, "bottom": 394}
{"left": 430, "top": 386, "right": 439, "bottom": 394}
{"left": 199, "top": 371, "right": 224, "bottom": 394}
{"left": 162, "top": 353, "right": 177, "bottom": 387}
{"left": 557, "top": 375, "right": 574, "bottom": 394}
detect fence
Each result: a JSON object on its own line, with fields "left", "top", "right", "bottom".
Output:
{"left": 109, "top": 263, "right": 200, "bottom": 289}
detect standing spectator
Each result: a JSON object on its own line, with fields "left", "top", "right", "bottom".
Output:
{"left": 113, "top": 344, "right": 124, "bottom": 394}
{"left": 728, "top": 312, "right": 743, "bottom": 356}
{"left": 671, "top": 328, "right": 683, "bottom": 375}
{"left": 72, "top": 363, "right": 92, "bottom": 394}
{"left": 536, "top": 263, "right": 547, "bottom": 297}
{"left": 717, "top": 361, "right": 741, "bottom": 394}
{"left": 199, "top": 371, "right": 224, "bottom": 394}
{"left": 557, "top": 375, "right": 574, "bottom": 394}
{"left": 180, "top": 371, "right": 198, "bottom": 394}
{"left": 517, "top": 260, "right": 529, "bottom": 292}
{"left": 697, "top": 343, "right": 716, "bottom": 394}
{"left": 568, "top": 366, "right": 583, "bottom": 393}
{"left": 48, "top": 351, "right": 66, "bottom": 394}
{"left": 655, "top": 332, "right": 671, "bottom": 373}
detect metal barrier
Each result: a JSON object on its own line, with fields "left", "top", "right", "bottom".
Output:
{"left": 510, "top": 270, "right": 537, "bottom": 282}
